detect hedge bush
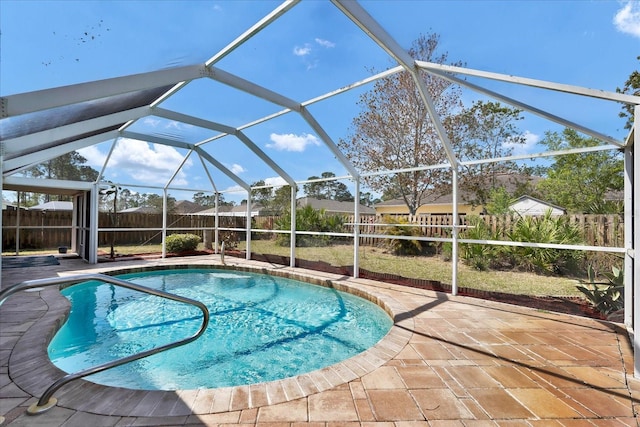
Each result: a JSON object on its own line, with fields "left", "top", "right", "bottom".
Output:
{"left": 165, "top": 233, "right": 201, "bottom": 253}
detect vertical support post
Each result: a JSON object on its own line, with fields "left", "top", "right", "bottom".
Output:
{"left": 245, "top": 191, "right": 251, "bottom": 260}
{"left": 88, "top": 183, "right": 99, "bottom": 264}
{"left": 624, "top": 144, "right": 633, "bottom": 328}
{"left": 451, "top": 166, "right": 459, "bottom": 296}
{"left": 161, "top": 189, "right": 167, "bottom": 259}
{"left": 0, "top": 154, "right": 3, "bottom": 288}
{"left": 71, "top": 193, "right": 78, "bottom": 255}
{"left": 290, "top": 185, "right": 296, "bottom": 268}
{"left": 353, "top": 178, "right": 361, "bottom": 278}
{"left": 214, "top": 193, "right": 219, "bottom": 254}
{"left": 633, "top": 105, "right": 640, "bottom": 378}
{"left": 15, "top": 191, "right": 21, "bottom": 255}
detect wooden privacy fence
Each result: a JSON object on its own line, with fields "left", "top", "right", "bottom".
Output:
{"left": 1, "top": 210, "right": 625, "bottom": 250}
{"left": 1, "top": 211, "right": 245, "bottom": 250}
{"left": 351, "top": 214, "right": 625, "bottom": 248}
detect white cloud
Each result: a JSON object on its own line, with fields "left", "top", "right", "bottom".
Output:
{"left": 142, "top": 117, "right": 162, "bottom": 127}
{"left": 503, "top": 130, "right": 540, "bottom": 155}
{"left": 264, "top": 176, "right": 288, "bottom": 187}
{"left": 222, "top": 184, "right": 244, "bottom": 194}
{"left": 266, "top": 133, "right": 320, "bottom": 152}
{"left": 230, "top": 163, "right": 245, "bottom": 174}
{"left": 108, "top": 138, "right": 191, "bottom": 185}
{"left": 614, "top": 1, "right": 640, "bottom": 38}
{"left": 315, "top": 38, "right": 335, "bottom": 48}
{"left": 77, "top": 145, "right": 107, "bottom": 168}
{"left": 293, "top": 44, "right": 312, "bottom": 56}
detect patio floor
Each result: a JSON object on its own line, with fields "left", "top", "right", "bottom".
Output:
{"left": 1, "top": 254, "right": 639, "bottom": 426}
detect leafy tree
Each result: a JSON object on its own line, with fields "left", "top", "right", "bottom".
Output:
{"left": 359, "top": 192, "right": 380, "bottom": 207}
{"left": 484, "top": 187, "right": 514, "bottom": 215}
{"left": 250, "top": 181, "right": 291, "bottom": 215}
{"left": 457, "top": 101, "right": 527, "bottom": 206}
{"left": 26, "top": 151, "right": 99, "bottom": 202}
{"left": 536, "top": 128, "right": 623, "bottom": 213}
{"left": 303, "top": 172, "right": 353, "bottom": 201}
{"left": 145, "top": 193, "right": 176, "bottom": 213}
{"left": 192, "top": 191, "right": 232, "bottom": 208}
{"left": 616, "top": 56, "right": 639, "bottom": 130}
{"left": 193, "top": 192, "right": 216, "bottom": 208}
{"left": 338, "top": 33, "right": 464, "bottom": 215}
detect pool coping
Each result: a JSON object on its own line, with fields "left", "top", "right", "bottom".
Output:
{"left": 8, "top": 263, "right": 414, "bottom": 417}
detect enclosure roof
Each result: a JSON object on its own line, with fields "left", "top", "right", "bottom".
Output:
{"left": 1, "top": 0, "right": 638, "bottom": 200}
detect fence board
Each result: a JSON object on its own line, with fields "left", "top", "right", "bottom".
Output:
{"left": 1, "top": 210, "right": 626, "bottom": 251}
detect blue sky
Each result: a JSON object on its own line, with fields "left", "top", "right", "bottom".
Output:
{"left": 1, "top": 0, "right": 639, "bottom": 203}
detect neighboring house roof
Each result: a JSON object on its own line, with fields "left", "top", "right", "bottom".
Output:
{"left": 297, "top": 197, "right": 376, "bottom": 214}
{"left": 374, "top": 174, "right": 544, "bottom": 209}
{"left": 2, "top": 201, "right": 20, "bottom": 210}
{"left": 29, "top": 201, "right": 73, "bottom": 211}
{"left": 118, "top": 206, "right": 158, "bottom": 213}
{"left": 196, "top": 204, "right": 262, "bottom": 217}
{"left": 174, "top": 200, "right": 207, "bottom": 214}
{"left": 509, "top": 195, "right": 566, "bottom": 216}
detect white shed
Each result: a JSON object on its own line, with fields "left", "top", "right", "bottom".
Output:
{"left": 509, "top": 195, "right": 565, "bottom": 216}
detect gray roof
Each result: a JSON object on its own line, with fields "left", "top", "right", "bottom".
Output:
{"left": 119, "top": 206, "right": 157, "bottom": 214}
{"left": 297, "top": 197, "right": 375, "bottom": 214}
{"left": 174, "top": 200, "right": 207, "bottom": 214}
{"left": 375, "top": 174, "right": 543, "bottom": 208}
{"left": 29, "top": 201, "right": 74, "bottom": 211}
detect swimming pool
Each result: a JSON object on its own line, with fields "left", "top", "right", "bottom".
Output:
{"left": 48, "top": 268, "right": 393, "bottom": 390}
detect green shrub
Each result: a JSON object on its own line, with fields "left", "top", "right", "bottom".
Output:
{"left": 457, "top": 215, "right": 502, "bottom": 271}
{"left": 504, "top": 210, "right": 583, "bottom": 274}
{"left": 165, "top": 233, "right": 201, "bottom": 253}
{"left": 380, "top": 216, "right": 427, "bottom": 256}
{"left": 274, "top": 206, "right": 347, "bottom": 247}
{"left": 576, "top": 265, "right": 624, "bottom": 315}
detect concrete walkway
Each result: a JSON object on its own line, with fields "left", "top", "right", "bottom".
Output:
{"left": 1, "top": 255, "right": 639, "bottom": 426}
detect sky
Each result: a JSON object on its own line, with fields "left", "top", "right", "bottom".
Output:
{"left": 1, "top": 0, "right": 639, "bottom": 204}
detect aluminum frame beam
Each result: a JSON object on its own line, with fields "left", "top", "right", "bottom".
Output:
{"left": 2, "top": 130, "right": 120, "bottom": 175}
{"left": 1, "top": 64, "right": 209, "bottom": 118}
{"left": 4, "top": 106, "right": 151, "bottom": 157}
{"left": 415, "top": 61, "right": 640, "bottom": 106}
{"left": 419, "top": 65, "right": 625, "bottom": 147}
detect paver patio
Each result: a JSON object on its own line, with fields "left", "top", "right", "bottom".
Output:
{"left": 1, "top": 254, "right": 639, "bottom": 426}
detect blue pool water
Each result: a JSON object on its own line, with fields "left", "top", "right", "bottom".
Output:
{"left": 48, "top": 269, "right": 392, "bottom": 390}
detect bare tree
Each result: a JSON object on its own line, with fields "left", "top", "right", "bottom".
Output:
{"left": 338, "top": 33, "right": 464, "bottom": 215}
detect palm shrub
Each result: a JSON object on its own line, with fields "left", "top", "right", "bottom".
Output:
{"left": 380, "top": 215, "right": 426, "bottom": 256}
{"left": 274, "top": 205, "right": 347, "bottom": 247}
{"left": 576, "top": 265, "right": 624, "bottom": 316}
{"left": 457, "top": 215, "right": 503, "bottom": 271}
{"left": 505, "top": 210, "right": 583, "bottom": 274}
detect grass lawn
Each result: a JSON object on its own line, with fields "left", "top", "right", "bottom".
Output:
{"left": 4, "top": 240, "right": 584, "bottom": 298}
{"left": 240, "top": 240, "right": 583, "bottom": 297}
